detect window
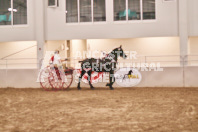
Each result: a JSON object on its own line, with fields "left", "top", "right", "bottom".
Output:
{"left": 66, "top": 0, "right": 106, "bottom": 23}
{"left": 0, "top": 0, "right": 27, "bottom": 26}
{"left": 114, "top": 0, "right": 126, "bottom": 21}
{"left": 0, "top": 0, "right": 11, "bottom": 25}
{"left": 66, "top": 0, "right": 78, "bottom": 23}
{"left": 80, "top": 0, "right": 92, "bottom": 22}
{"left": 114, "top": 0, "right": 155, "bottom": 21}
{"left": 143, "top": 0, "right": 155, "bottom": 20}
{"left": 48, "top": 0, "right": 56, "bottom": 6}
{"left": 48, "top": 0, "right": 59, "bottom": 7}
{"left": 128, "top": 0, "right": 140, "bottom": 20}
{"left": 94, "top": 0, "right": 106, "bottom": 22}
{"left": 13, "top": 0, "right": 27, "bottom": 25}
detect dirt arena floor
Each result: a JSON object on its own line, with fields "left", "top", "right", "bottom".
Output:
{"left": 0, "top": 87, "right": 198, "bottom": 132}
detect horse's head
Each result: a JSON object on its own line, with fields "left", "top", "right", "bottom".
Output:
{"left": 117, "top": 45, "right": 127, "bottom": 59}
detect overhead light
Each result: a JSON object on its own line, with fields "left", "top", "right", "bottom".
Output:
{"left": 13, "top": 9, "right": 17, "bottom": 12}
{"left": 8, "top": 8, "right": 17, "bottom": 12}
{"left": 8, "top": 8, "right": 12, "bottom": 11}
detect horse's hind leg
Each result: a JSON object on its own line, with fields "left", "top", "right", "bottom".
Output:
{"left": 77, "top": 69, "right": 86, "bottom": 90}
{"left": 87, "top": 70, "right": 94, "bottom": 89}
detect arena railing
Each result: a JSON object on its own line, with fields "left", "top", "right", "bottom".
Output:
{"left": 0, "top": 45, "right": 38, "bottom": 69}
{"left": 1, "top": 55, "right": 198, "bottom": 70}
{"left": 186, "top": 55, "right": 198, "bottom": 66}
{"left": 117, "top": 55, "right": 182, "bottom": 67}
{"left": 61, "top": 55, "right": 198, "bottom": 69}
{"left": 0, "top": 58, "right": 38, "bottom": 69}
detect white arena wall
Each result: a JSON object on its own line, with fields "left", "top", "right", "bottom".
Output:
{"left": 44, "top": 37, "right": 181, "bottom": 67}
{"left": 189, "top": 37, "right": 198, "bottom": 55}
{"left": 0, "top": 41, "right": 37, "bottom": 69}
{"left": 87, "top": 37, "right": 180, "bottom": 56}
{"left": 188, "top": 0, "right": 198, "bottom": 36}
{"left": 0, "top": 0, "right": 197, "bottom": 42}
{"left": 0, "top": 67, "right": 198, "bottom": 88}
{"left": 188, "top": 37, "right": 198, "bottom": 66}
{"left": 0, "top": 41, "right": 37, "bottom": 59}
{"left": 0, "top": 0, "right": 197, "bottom": 89}
{"left": 45, "top": 0, "right": 178, "bottom": 40}
{"left": 0, "top": 37, "right": 197, "bottom": 88}
{"left": 45, "top": 40, "right": 66, "bottom": 58}
{"left": 0, "top": 69, "right": 40, "bottom": 88}
{"left": 0, "top": 37, "right": 181, "bottom": 69}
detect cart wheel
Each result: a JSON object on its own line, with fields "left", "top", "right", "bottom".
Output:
{"left": 62, "top": 72, "right": 73, "bottom": 89}
{"left": 49, "top": 69, "right": 64, "bottom": 90}
{"left": 40, "top": 67, "right": 54, "bottom": 91}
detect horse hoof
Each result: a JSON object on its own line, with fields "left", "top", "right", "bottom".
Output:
{"left": 91, "top": 87, "right": 95, "bottom": 90}
{"left": 77, "top": 87, "right": 81, "bottom": 90}
{"left": 110, "top": 87, "right": 114, "bottom": 90}
{"left": 106, "top": 83, "right": 110, "bottom": 86}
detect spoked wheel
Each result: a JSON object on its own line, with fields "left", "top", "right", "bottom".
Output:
{"left": 40, "top": 67, "right": 74, "bottom": 91}
{"left": 40, "top": 67, "right": 54, "bottom": 91}
{"left": 49, "top": 69, "right": 64, "bottom": 90}
{"left": 62, "top": 70, "right": 73, "bottom": 90}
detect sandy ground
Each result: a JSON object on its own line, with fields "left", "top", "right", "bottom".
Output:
{"left": 0, "top": 87, "right": 198, "bottom": 132}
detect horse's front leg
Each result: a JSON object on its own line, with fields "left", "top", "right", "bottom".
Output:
{"left": 108, "top": 70, "right": 115, "bottom": 90}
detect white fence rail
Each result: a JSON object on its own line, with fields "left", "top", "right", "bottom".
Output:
{"left": 187, "top": 55, "right": 198, "bottom": 66}
{"left": 0, "top": 55, "right": 198, "bottom": 88}
{"left": 0, "top": 58, "right": 38, "bottom": 69}
{"left": 0, "top": 55, "right": 198, "bottom": 70}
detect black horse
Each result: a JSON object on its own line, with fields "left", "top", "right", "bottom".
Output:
{"left": 77, "top": 45, "right": 127, "bottom": 90}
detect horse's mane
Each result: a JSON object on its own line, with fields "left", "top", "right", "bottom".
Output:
{"left": 108, "top": 47, "right": 120, "bottom": 54}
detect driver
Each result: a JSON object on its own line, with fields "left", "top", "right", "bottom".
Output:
{"left": 50, "top": 49, "right": 68, "bottom": 72}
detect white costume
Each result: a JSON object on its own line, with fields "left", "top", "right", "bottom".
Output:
{"left": 53, "top": 53, "right": 61, "bottom": 65}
